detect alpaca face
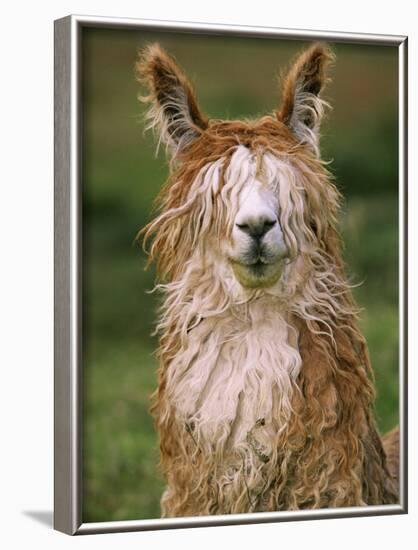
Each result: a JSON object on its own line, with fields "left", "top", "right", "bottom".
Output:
{"left": 228, "top": 171, "right": 288, "bottom": 288}
{"left": 137, "top": 42, "right": 336, "bottom": 291}
{"left": 176, "top": 144, "right": 312, "bottom": 292}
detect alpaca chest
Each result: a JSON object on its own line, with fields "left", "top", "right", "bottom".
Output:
{"left": 166, "top": 308, "right": 302, "bottom": 453}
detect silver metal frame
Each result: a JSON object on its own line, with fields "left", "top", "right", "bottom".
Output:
{"left": 54, "top": 14, "right": 408, "bottom": 536}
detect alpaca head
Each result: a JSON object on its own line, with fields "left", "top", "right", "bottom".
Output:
{"left": 137, "top": 43, "right": 340, "bottom": 299}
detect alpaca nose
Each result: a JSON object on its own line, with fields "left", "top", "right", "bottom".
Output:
{"left": 236, "top": 217, "right": 277, "bottom": 239}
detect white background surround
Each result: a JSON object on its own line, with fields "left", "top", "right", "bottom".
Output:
{"left": 0, "top": 1, "right": 415, "bottom": 549}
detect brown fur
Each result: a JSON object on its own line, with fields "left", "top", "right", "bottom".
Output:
{"left": 136, "top": 42, "right": 399, "bottom": 516}
{"left": 136, "top": 44, "right": 208, "bottom": 152}
{"left": 278, "top": 42, "right": 334, "bottom": 127}
{"left": 383, "top": 426, "right": 400, "bottom": 494}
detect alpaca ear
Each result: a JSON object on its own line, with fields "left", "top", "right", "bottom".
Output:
{"left": 277, "top": 43, "right": 334, "bottom": 154}
{"left": 136, "top": 43, "right": 208, "bottom": 155}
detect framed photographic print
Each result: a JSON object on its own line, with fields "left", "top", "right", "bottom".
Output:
{"left": 54, "top": 15, "right": 407, "bottom": 535}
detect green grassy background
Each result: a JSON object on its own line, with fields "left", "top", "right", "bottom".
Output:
{"left": 81, "top": 28, "right": 399, "bottom": 522}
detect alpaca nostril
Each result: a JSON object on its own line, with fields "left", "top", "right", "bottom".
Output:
{"left": 236, "top": 222, "right": 249, "bottom": 231}
{"left": 262, "top": 220, "right": 277, "bottom": 232}
{"left": 236, "top": 219, "right": 277, "bottom": 239}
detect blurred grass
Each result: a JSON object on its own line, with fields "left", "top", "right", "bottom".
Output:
{"left": 81, "top": 28, "right": 399, "bottom": 522}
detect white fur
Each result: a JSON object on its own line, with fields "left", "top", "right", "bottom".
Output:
{"left": 167, "top": 297, "right": 301, "bottom": 452}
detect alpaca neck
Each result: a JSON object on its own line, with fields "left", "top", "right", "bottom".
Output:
{"left": 164, "top": 293, "right": 301, "bottom": 455}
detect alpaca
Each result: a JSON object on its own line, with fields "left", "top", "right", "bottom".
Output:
{"left": 136, "top": 42, "right": 399, "bottom": 517}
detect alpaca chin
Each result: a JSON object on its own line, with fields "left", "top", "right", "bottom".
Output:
{"left": 230, "top": 259, "right": 285, "bottom": 289}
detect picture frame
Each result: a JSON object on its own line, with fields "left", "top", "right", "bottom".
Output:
{"left": 54, "top": 14, "right": 408, "bottom": 535}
